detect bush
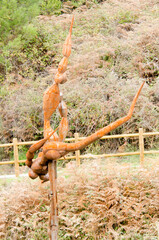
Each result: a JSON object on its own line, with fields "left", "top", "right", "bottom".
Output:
{"left": 0, "top": 0, "right": 63, "bottom": 81}
{"left": 40, "top": 0, "right": 62, "bottom": 15}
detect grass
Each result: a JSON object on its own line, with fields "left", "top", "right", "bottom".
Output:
{"left": 116, "top": 10, "right": 139, "bottom": 24}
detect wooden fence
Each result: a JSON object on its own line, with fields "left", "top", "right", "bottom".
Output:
{"left": 0, "top": 128, "right": 159, "bottom": 177}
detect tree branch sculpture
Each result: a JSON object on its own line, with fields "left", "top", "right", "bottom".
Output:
{"left": 26, "top": 16, "right": 144, "bottom": 239}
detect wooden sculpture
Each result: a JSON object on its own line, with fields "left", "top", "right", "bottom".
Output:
{"left": 26, "top": 16, "right": 144, "bottom": 239}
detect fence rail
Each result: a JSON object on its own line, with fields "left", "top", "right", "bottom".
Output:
{"left": 0, "top": 128, "right": 159, "bottom": 177}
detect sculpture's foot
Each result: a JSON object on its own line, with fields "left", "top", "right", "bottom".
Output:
{"left": 28, "top": 168, "right": 38, "bottom": 179}
{"left": 31, "top": 158, "right": 48, "bottom": 175}
{"left": 40, "top": 173, "right": 49, "bottom": 182}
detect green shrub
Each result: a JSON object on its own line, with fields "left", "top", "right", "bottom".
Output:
{"left": 0, "top": 0, "right": 63, "bottom": 80}
{"left": 40, "top": 0, "right": 62, "bottom": 15}
{"left": 0, "top": 0, "right": 40, "bottom": 42}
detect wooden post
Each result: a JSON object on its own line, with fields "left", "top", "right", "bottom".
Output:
{"left": 74, "top": 133, "right": 80, "bottom": 166}
{"left": 48, "top": 160, "right": 58, "bottom": 240}
{"left": 139, "top": 128, "right": 144, "bottom": 166}
{"left": 13, "top": 138, "right": 19, "bottom": 177}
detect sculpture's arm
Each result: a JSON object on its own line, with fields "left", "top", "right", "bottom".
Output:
{"left": 58, "top": 95, "right": 68, "bottom": 142}
{"left": 43, "top": 82, "right": 145, "bottom": 153}
{"left": 28, "top": 82, "right": 144, "bottom": 182}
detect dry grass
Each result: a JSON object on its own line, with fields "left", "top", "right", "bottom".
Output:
{"left": 0, "top": 159, "right": 159, "bottom": 239}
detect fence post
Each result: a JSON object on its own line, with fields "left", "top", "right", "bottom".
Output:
{"left": 139, "top": 128, "right": 144, "bottom": 166}
{"left": 13, "top": 138, "right": 20, "bottom": 177}
{"left": 74, "top": 133, "right": 80, "bottom": 166}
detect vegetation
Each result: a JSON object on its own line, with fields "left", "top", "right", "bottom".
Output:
{"left": 0, "top": 0, "right": 63, "bottom": 82}
{"left": 1, "top": 159, "right": 159, "bottom": 239}
{"left": 0, "top": 0, "right": 159, "bottom": 152}
{"left": 0, "top": 1, "right": 159, "bottom": 238}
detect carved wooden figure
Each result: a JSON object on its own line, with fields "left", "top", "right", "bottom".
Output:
{"left": 26, "top": 16, "right": 144, "bottom": 239}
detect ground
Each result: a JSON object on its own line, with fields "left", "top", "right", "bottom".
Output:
{"left": 0, "top": 156, "right": 159, "bottom": 239}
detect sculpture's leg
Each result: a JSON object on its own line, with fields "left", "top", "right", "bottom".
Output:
{"left": 48, "top": 160, "right": 58, "bottom": 240}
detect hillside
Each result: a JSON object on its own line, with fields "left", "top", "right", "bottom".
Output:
{"left": 0, "top": 0, "right": 159, "bottom": 151}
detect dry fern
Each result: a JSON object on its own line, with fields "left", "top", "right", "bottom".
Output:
{"left": 0, "top": 159, "right": 159, "bottom": 239}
